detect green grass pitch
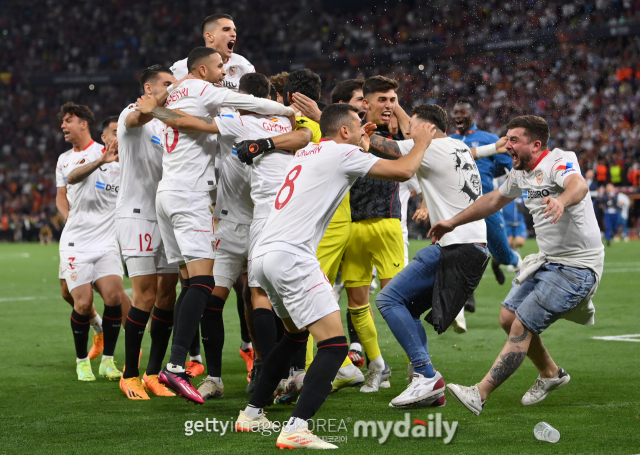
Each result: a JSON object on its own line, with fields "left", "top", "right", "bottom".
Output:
{"left": 0, "top": 240, "right": 638, "bottom": 454}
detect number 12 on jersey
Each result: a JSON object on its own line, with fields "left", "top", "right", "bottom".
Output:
{"left": 275, "top": 165, "right": 302, "bottom": 210}
{"left": 139, "top": 234, "right": 153, "bottom": 252}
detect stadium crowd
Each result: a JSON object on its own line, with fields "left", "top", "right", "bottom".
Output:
{"left": 1, "top": 0, "right": 640, "bottom": 242}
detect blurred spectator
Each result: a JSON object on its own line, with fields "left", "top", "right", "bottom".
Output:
{"left": 616, "top": 190, "right": 631, "bottom": 241}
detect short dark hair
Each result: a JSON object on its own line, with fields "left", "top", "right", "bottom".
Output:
{"left": 140, "top": 64, "right": 173, "bottom": 90}
{"left": 412, "top": 104, "right": 448, "bottom": 133}
{"left": 331, "top": 78, "right": 365, "bottom": 104}
{"left": 362, "top": 76, "right": 399, "bottom": 98}
{"left": 57, "top": 102, "right": 95, "bottom": 128}
{"left": 238, "top": 73, "right": 270, "bottom": 99}
{"left": 286, "top": 69, "right": 322, "bottom": 100}
{"left": 269, "top": 72, "right": 289, "bottom": 94}
{"left": 101, "top": 116, "right": 119, "bottom": 132}
{"left": 319, "top": 104, "right": 359, "bottom": 138}
{"left": 455, "top": 98, "right": 476, "bottom": 111}
{"left": 187, "top": 47, "right": 218, "bottom": 74}
{"left": 506, "top": 115, "right": 550, "bottom": 148}
{"left": 201, "top": 14, "right": 233, "bottom": 35}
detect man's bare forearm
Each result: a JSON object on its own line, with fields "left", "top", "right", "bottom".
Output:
{"left": 451, "top": 189, "right": 513, "bottom": 228}
{"left": 66, "top": 160, "right": 103, "bottom": 184}
{"left": 272, "top": 129, "right": 312, "bottom": 151}
{"left": 557, "top": 175, "right": 589, "bottom": 208}
{"left": 149, "top": 107, "right": 218, "bottom": 133}
{"left": 368, "top": 135, "right": 402, "bottom": 159}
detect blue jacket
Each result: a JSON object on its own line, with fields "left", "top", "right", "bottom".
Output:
{"left": 449, "top": 125, "right": 512, "bottom": 195}
{"left": 503, "top": 197, "right": 525, "bottom": 226}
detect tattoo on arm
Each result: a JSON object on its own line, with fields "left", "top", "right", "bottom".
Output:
{"left": 150, "top": 106, "right": 186, "bottom": 121}
{"left": 369, "top": 135, "right": 402, "bottom": 159}
{"left": 509, "top": 326, "right": 530, "bottom": 344}
{"left": 194, "top": 116, "right": 214, "bottom": 124}
{"left": 487, "top": 350, "right": 526, "bottom": 387}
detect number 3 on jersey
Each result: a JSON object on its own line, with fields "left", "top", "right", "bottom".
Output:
{"left": 275, "top": 165, "right": 302, "bottom": 210}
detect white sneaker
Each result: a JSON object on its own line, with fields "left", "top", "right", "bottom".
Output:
{"left": 274, "top": 369, "right": 306, "bottom": 405}
{"left": 521, "top": 367, "right": 570, "bottom": 405}
{"left": 452, "top": 309, "right": 467, "bottom": 333}
{"left": 379, "top": 380, "right": 391, "bottom": 389}
{"left": 446, "top": 383, "right": 484, "bottom": 416}
{"left": 360, "top": 362, "right": 391, "bottom": 393}
{"left": 390, "top": 371, "right": 445, "bottom": 407}
{"left": 276, "top": 427, "right": 338, "bottom": 449}
{"left": 235, "top": 410, "right": 272, "bottom": 432}
{"left": 197, "top": 377, "right": 225, "bottom": 400}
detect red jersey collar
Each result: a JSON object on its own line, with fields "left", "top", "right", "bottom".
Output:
{"left": 74, "top": 140, "right": 95, "bottom": 152}
{"left": 531, "top": 149, "right": 549, "bottom": 170}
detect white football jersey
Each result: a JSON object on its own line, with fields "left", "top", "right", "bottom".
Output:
{"left": 499, "top": 148, "right": 601, "bottom": 255}
{"left": 116, "top": 104, "right": 164, "bottom": 220}
{"left": 157, "top": 79, "right": 230, "bottom": 193}
{"left": 55, "top": 149, "right": 73, "bottom": 189}
{"left": 253, "top": 140, "right": 379, "bottom": 260}
{"left": 60, "top": 143, "right": 120, "bottom": 252}
{"left": 56, "top": 142, "right": 105, "bottom": 209}
{"left": 170, "top": 53, "right": 255, "bottom": 92}
{"left": 398, "top": 137, "right": 487, "bottom": 247}
{"left": 215, "top": 113, "right": 293, "bottom": 220}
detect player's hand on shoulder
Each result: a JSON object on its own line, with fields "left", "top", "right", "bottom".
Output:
{"left": 542, "top": 196, "right": 565, "bottom": 224}
{"left": 428, "top": 219, "right": 454, "bottom": 243}
{"left": 291, "top": 92, "right": 321, "bottom": 123}
{"left": 495, "top": 136, "right": 508, "bottom": 154}
{"left": 136, "top": 95, "right": 157, "bottom": 114}
{"left": 234, "top": 138, "right": 275, "bottom": 165}
{"left": 412, "top": 122, "right": 438, "bottom": 149}
{"left": 358, "top": 122, "right": 377, "bottom": 151}
{"left": 101, "top": 139, "right": 119, "bottom": 163}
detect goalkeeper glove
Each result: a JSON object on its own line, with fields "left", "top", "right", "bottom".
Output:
{"left": 234, "top": 138, "right": 275, "bottom": 165}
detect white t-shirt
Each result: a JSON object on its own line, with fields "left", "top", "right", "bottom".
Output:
{"left": 399, "top": 175, "right": 421, "bottom": 231}
{"left": 158, "top": 79, "right": 230, "bottom": 192}
{"left": 60, "top": 142, "right": 120, "bottom": 252}
{"left": 253, "top": 140, "right": 379, "bottom": 260}
{"left": 170, "top": 53, "right": 255, "bottom": 92}
{"left": 398, "top": 137, "right": 487, "bottom": 247}
{"left": 116, "top": 104, "right": 164, "bottom": 220}
{"left": 55, "top": 150, "right": 73, "bottom": 189}
{"left": 617, "top": 192, "right": 630, "bottom": 219}
{"left": 499, "top": 148, "right": 602, "bottom": 256}
{"left": 215, "top": 113, "right": 294, "bottom": 220}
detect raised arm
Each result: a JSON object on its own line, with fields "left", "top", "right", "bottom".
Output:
{"left": 234, "top": 128, "right": 313, "bottom": 165}
{"left": 428, "top": 189, "right": 514, "bottom": 241}
{"left": 56, "top": 187, "right": 69, "bottom": 220}
{"left": 366, "top": 133, "right": 403, "bottom": 159}
{"left": 66, "top": 140, "right": 118, "bottom": 185}
{"left": 365, "top": 122, "right": 436, "bottom": 181}
{"left": 221, "top": 91, "right": 295, "bottom": 117}
{"left": 394, "top": 104, "right": 411, "bottom": 137}
{"left": 469, "top": 137, "right": 508, "bottom": 160}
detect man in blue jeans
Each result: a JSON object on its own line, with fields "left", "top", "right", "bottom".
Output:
{"left": 430, "top": 116, "right": 604, "bottom": 415}
{"left": 450, "top": 100, "right": 522, "bottom": 313}
{"left": 367, "top": 104, "right": 504, "bottom": 407}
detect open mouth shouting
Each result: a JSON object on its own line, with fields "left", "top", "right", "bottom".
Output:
{"left": 227, "top": 39, "right": 235, "bottom": 53}
{"left": 380, "top": 110, "right": 392, "bottom": 123}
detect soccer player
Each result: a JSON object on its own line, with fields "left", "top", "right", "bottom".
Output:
{"left": 340, "top": 76, "right": 405, "bottom": 392}
{"left": 450, "top": 99, "right": 522, "bottom": 315}
{"left": 170, "top": 13, "right": 254, "bottom": 91}
{"left": 56, "top": 117, "right": 103, "bottom": 360}
{"left": 58, "top": 105, "right": 125, "bottom": 382}
{"left": 235, "top": 103, "right": 437, "bottom": 449}
{"left": 269, "top": 72, "right": 289, "bottom": 104}
{"left": 430, "top": 116, "right": 604, "bottom": 415}
{"left": 115, "top": 65, "right": 181, "bottom": 400}
{"left": 366, "top": 105, "right": 493, "bottom": 408}
{"left": 148, "top": 47, "right": 294, "bottom": 403}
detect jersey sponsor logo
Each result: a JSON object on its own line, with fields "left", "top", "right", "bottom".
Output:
{"left": 524, "top": 188, "right": 550, "bottom": 199}
{"left": 151, "top": 135, "right": 162, "bottom": 146}
{"left": 95, "top": 181, "right": 119, "bottom": 193}
{"left": 561, "top": 168, "right": 577, "bottom": 177}
{"left": 222, "top": 80, "right": 237, "bottom": 89}
{"left": 535, "top": 171, "right": 544, "bottom": 185}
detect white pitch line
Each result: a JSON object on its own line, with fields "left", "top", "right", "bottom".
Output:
{"left": 592, "top": 334, "right": 640, "bottom": 343}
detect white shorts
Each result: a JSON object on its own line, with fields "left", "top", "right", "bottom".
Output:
{"left": 247, "top": 217, "right": 268, "bottom": 288}
{"left": 251, "top": 250, "right": 339, "bottom": 329}
{"left": 156, "top": 191, "right": 216, "bottom": 264}
{"left": 59, "top": 250, "right": 123, "bottom": 292}
{"left": 213, "top": 219, "right": 250, "bottom": 289}
{"left": 116, "top": 218, "right": 178, "bottom": 277}
{"left": 58, "top": 262, "right": 65, "bottom": 280}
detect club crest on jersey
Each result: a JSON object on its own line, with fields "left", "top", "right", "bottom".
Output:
{"left": 70, "top": 272, "right": 77, "bottom": 282}
{"left": 228, "top": 66, "right": 237, "bottom": 76}
{"left": 535, "top": 171, "right": 544, "bottom": 185}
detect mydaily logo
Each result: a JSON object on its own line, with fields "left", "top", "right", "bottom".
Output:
{"left": 353, "top": 412, "right": 457, "bottom": 444}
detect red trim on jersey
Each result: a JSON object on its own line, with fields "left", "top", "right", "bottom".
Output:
{"left": 345, "top": 147, "right": 361, "bottom": 157}
{"left": 126, "top": 316, "right": 147, "bottom": 326}
{"left": 192, "top": 283, "right": 213, "bottom": 292}
{"left": 319, "top": 138, "right": 329, "bottom": 142}
{"left": 239, "top": 116, "right": 245, "bottom": 126}
{"left": 306, "top": 282, "right": 324, "bottom": 292}
{"left": 531, "top": 149, "right": 550, "bottom": 170}
{"left": 200, "top": 84, "right": 209, "bottom": 96}
{"left": 74, "top": 140, "right": 95, "bottom": 152}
